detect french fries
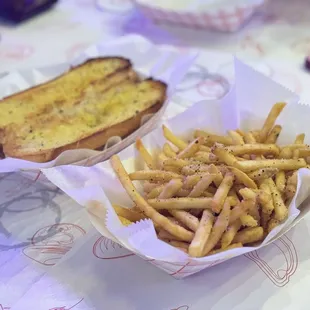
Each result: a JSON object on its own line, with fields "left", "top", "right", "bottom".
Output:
{"left": 259, "top": 102, "right": 286, "bottom": 142}
{"left": 109, "top": 102, "right": 305, "bottom": 258}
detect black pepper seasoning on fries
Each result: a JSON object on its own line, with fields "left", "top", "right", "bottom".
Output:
{"left": 110, "top": 102, "right": 306, "bottom": 257}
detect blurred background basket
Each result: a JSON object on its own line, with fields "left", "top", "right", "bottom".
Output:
{"left": 134, "top": 0, "right": 266, "bottom": 32}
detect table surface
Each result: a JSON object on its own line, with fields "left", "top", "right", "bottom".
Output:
{"left": 1, "top": 0, "right": 310, "bottom": 309}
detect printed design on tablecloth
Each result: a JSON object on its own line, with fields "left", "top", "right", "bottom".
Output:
{"left": 93, "top": 236, "right": 134, "bottom": 259}
{"left": 0, "top": 304, "right": 10, "bottom": 310}
{"left": 0, "top": 174, "right": 63, "bottom": 251}
{"left": 0, "top": 43, "right": 34, "bottom": 60}
{"left": 245, "top": 235, "right": 298, "bottom": 287}
{"left": 23, "top": 223, "right": 86, "bottom": 266}
{"left": 176, "top": 64, "right": 230, "bottom": 99}
{"left": 49, "top": 298, "right": 84, "bottom": 310}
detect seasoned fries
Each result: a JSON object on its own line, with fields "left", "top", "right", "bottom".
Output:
{"left": 259, "top": 102, "right": 286, "bottom": 142}
{"left": 110, "top": 102, "right": 305, "bottom": 258}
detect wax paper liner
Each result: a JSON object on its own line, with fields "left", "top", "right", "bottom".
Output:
{"left": 0, "top": 34, "right": 197, "bottom": 173}
{"left": 42, "top": 59, "right": 310, "bottom": 279}
{"left": 134, "top": 0, "right": 265, "bottom": 32}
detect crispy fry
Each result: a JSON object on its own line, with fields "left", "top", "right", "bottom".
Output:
{"left": 129, "top": 170, "right": 182, "bottom": 182}
{"left": 166, "top": 240, "right": 189, "bottom": 251}
{"left": 267, "top": 218, "right": 281, "bottom": 233}
{"left": 265, "top": 125, "right": 282, "bottom": 144}
{"left": 227, "top": 166, "right": 257, "bottom": 189}
{"left": 189, "top": 174, "right": 215, "bottom": 197}
{"left": 258, "top": 183, "right": 274, "bottom": 215}
{"left": 259, "top": 102, "right": 286, "bottom": 142}
{"left": 113, "top": 204, "right": 147, "bottom": 222}
{"left": 143, "top": 181, "right": 160, "bottom": 193}
{"left": 110, "top": 155, "right": 193, "bottom": 242}
{"left": 209, "top": 243, "right": 243, "bottom": 255}
{"left": 169, "top": 210, "right": 199, "bottom": 232}
{"left": 275, "top": 171, "right": 286, "bottom": 192}
{"left": 189, "top": 210, "right": 214, "bottom": 257}
{"left": 183, "top": 174, "right": 203, "bottom": 189}
{"left": 118, "top": 216, "right": 133, "bottom": 226}
{"left": 136, "top": 138, "right": 155, "bottom": 169}
{"left": 233, "top": 227, "right": 264, "bottom": 244}
{"left": 157, "top": 152, "right": 168, "bottom": 169}
{"left": 247, "top": 168, "right": 278, "bottom": 181}
{"left": 163, "top": 143, "right": 177, "bottom": 158}
{"left": 212, "top": 172, "right": 234, "bottom": 213}
{"left": 177, "top": 137, "right": 205, "bottom": 159}
{"left": 162, "top": 166, "right": 181, "bottom": 173}
{"left": 159, "top": 179, "right": 183, "bottom": 200}
{"left": 228, "top": 130, "right": 244, "bottom": 145}
{"left": 293, "top": 149, "right": 300, "bottom": 160}
{"left": 163, "top": 158, "right": 189, "bottom": 170}
{"left": 158, "top": 179, "right": 199, "bottom": 232}
{"left": 240, "top": 214, "right": 258, "bottom": 227}
{"left": 244, "top": 132, "right": 257, "bottom": 144}
{"left": 194, "top": 151, "right": 218, "bottom": 164}
{"left": 158, "top": 229, "right": 182, "bottom": 241}
{"left": 279, "top": 147, "right": 293, "bottom": 159}
{"left": 239, "top": 188, "right": 257, "bottom": 200}
{"left": 162, "top": 125, "right": 187, "bottom": 150}
{"left": 208, "top": 164, "right": 223, "bottom": 187}
{"left": 285, "top": 171, "right": 297, "bottom": 200}
{"left": 295, "top": 134, "right": 305, "bottom": 144}
{"left": 261, "top": 211, "right": 270, "bottom": 230}
{"left": 194, "top": 130, "right": 233, "bottom": 146}
{"left": 199, "top": 145, "right": 211, "bottom": 152}
{"left": 229, "top": 199, "right": 254, "bottom": 224}
{"left": 212, "top": 144, "right": 238, "bottom": 167}
{"left": 221, "top": 219, "right": 242, "bottom": 248}
{"left": 298, "top": 148, "right": 310, "bottom": 158}
{"left": 147, "top": 185, "right": 165, "bottom": 199}
{"left": 236, "top": 158, "right": 306, "bottom": 172}
{"left": 202, "top": 199, "right": 232, "bottom": 255}
{"left": 148, "top": 197, "right": 213, "bottom": 210}
{"left": 181, "top": 164, "right": 210, "bottom": 176}
{"left": 265, "top": 178, "right": 288, "bottom": 221}
{"left": 226, "top": 144, "right": 279, "bottom": 156}
{"left": 251, "top": 130, "right": 261, "bottom": 141}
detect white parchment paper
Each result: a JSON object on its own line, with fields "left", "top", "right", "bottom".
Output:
{"left": 42, "top": 59, "right": 310, "bottom": 278}
{"left": 0, "top": 34, "right": 197, "bottom": 173}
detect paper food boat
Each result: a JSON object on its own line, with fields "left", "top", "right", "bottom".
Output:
{"left": 0, "top": 34, "right": 196, "bottom": 173}
{"left": 134, "top": 0, "right": 265, "bottom": 32}
{"left": 42, "top": 59, "right": 310, "bottom": 279}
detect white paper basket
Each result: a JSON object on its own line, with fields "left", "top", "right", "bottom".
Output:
{"left": 42, "top": 59, "right": 310, "bottom": 279}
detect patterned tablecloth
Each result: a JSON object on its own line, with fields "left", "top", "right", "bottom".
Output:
{"left": 1, "top": 0, "right": 310, "bottom": 309}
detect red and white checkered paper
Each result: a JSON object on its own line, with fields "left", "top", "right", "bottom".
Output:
{"left": 135, "top": 0, "right": 265, "bottom": 32}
